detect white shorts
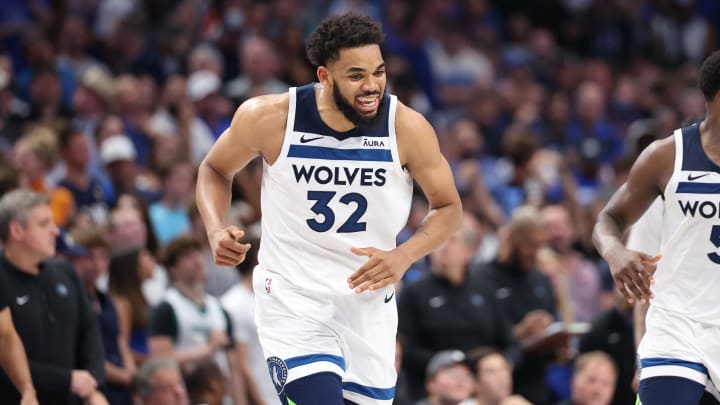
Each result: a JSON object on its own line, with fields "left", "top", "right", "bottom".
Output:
{"left": 638, "top": 305, "right": 720, "bottom": 400}
{"left": 252, "top": 267, "right": 398, "bottom": 405}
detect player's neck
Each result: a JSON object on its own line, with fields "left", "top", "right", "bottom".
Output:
{"left": 315, "top": 86, "right": 355, "bottom": 132}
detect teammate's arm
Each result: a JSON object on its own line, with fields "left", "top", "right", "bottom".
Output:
{"left": 196, "top": 95, "right": 286, "bottom": 266}
{"left": 348, "top": 103, "right": 462, "bottom": 292}
{"left": 593, "top": 137, "right": 673, "bottom": 302}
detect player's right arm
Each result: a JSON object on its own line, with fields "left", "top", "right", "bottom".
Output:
{"left": 196, "top": 94, "right": 287, "bottom": 266}
{"left": 592, "top": 137, "right": 673, "bottom": 303}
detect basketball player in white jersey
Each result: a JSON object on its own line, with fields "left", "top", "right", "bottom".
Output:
{"left": 196, "top": 14, "right": 462, "bottom": 405}
{"left": 593, "top": 51, "right": 720, "bottom": 404}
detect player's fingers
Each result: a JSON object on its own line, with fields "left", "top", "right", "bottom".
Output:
{"left": 639, "top": 253, "right": 662, "bottom": 263}
{"left": 631, "top": 263, "right": 654, "bottom": 296}
{"left": 625, "top": 276, "right": 649, "bottom": 303}
{"left": 366, "top": 274, "right": 394, "bottom": 292}
{"left": 215, "top": 252, "right": 245, "bottom": 266}
{"left": 617, "top": 281, "right": 634, "bottom": 303}
{"left": 226, "top": 227, "right": 245, "bottom": 241}
{"left": 349, "top": 263, "right": 386, "bottom": 290}
{"left": 351, "top": 246, "right": 376, "bottom": 257}
{"left": 347, "top": 257, "right": 381, "bottom": 286}
{"left": 354, "top": 271, "right": 391, "bottom": 293}
{"left": 219, "top": 239, "right": 251, "bottom": 256}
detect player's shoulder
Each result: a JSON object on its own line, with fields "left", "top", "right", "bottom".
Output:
{"left": 394, "top": 100, "right": 431, "bottom": 131}
{"left": 639, "top": 134, "right": 676, "bottom": 164}
{"left": 234, "top": 92, "right": 290, "bottom": 128}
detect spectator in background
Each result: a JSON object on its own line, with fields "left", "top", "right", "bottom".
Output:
{"left": 11, "top": 125, "right": 59, "bottom": 193}
{"left": 148, "top": 159, "right": 194, "bottom": 246}
{"left": 555, "top": 351, "right": 616, "bottom": 405}
{"left": 67, "top": 228, "right": 135, "bottom": 405}
{"left": 225, "top": 35, "right": 288, "bottom": 104}
{"left": 185, "top": 70, "right": 228, "bottom": 161}
{"left": 181, "top": 357, "right": 227, "bottom": 405}
{"left": 490, "top": 128, "right": 541, "bottom": 218}
{"left": 148, "top": 235, "right": 245, "bottom": 404}
{"left": 399, "top": 215, "right": 521, "bottom": 400}
{"left": 133, "top": 357, "right": 188, "bottom": 405}
{"left": 427, "top": 25, "right": 494, "bottom": 109}
{"left": 472, "top": 206, "right": 558, "bottom": 405}
{"left": 578, "top": 290, "right": 636, "bottom": 405}
{"left": 221, "top": 235, "right": 276, "bottom": 404}
{"left": 56, "top": 14, "right": 103, "bottom": 79}
{"left": 465, "top": 347, "right": 531, "bottom": 405}
{"left": 107, "top": 205, "right": 166, "bottom": 306}
{"left": 108, "top": 246, "right": 155, "bottom": 367}
{"left": 72, "top": 65, "right": 115, "bottom": 175}
{"left": 0, "top": 54, "right": 30, "bottom": 148}
{"left": 189, "top": 200, "right": 239, "bottom": 298}
{"left": 539, "top": 204, "right": 606, "bottom": 323}
{"left": 416, "top": 350, "right": 475, "bottom": 405}
{"left": 0, "top": 189, "right": 106, "bottom": 404}
{"left": 26, "top": 64, "right": 73, "bottom": 126}
{"left": 56, "top": 127, "right": 114, "bottom": 226}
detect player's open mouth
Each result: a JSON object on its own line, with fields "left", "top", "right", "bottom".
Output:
{"left": 355, "top": 96, "right": 379, "bottom": 113}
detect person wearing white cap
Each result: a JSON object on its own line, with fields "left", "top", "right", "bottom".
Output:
{"left": 99, "top": 134, "right": 159, "bottom": 204}
{"left": 185, "top": 70, "right": 231, "bottom": 165}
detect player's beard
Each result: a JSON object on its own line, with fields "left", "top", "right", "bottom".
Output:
{"left": 332, "top": 80, "right": 385, "bottom": 129}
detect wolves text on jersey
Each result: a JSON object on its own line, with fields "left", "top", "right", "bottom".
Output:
{"left": 292, "top": 164, "right": 386, "bottom": 187}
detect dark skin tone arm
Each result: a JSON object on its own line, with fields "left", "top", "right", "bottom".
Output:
{"left": 593, "top": 136, "right": 674, "bottom": 302}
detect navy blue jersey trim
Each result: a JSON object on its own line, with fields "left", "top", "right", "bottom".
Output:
{"left": 681, "top": 123, "right": 720, "bottom": 173}
{"left": 292, "top": 84, "right": 390, "bottom": 141}
{"left": 287, "top": 145, "right": 392, "bottom": 162}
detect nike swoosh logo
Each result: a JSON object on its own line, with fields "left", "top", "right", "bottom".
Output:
{"left": 299, "top": 135, "right": 323, "bottom": 144}
{"left": 384, "top": 292, "right": 394, "bottom": 303}
{"left": 16, "top": 295, "right": 29, "bottom": 306}
{"left": 688, "top": 173, "right": 711, "bottom": 181}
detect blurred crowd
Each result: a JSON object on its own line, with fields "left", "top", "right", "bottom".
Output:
{"left": 0, "top": 0, "right": 718, "bottom": 404}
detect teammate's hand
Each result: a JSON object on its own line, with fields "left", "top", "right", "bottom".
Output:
{"left": 208, "top": 226, "right": 252, "bottom": 266}
{"left": 348, "top": 247, "right": 412, "bottom": 293}
{"left": 607, "top": 247, "right": 660, "bottom": 304}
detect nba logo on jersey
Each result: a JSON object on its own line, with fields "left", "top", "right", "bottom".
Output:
{"left": 265, "top": 277, "right": 272, "bottom": 294}
{"left": 267, "top": 356, "right": 288, "bottom": 394}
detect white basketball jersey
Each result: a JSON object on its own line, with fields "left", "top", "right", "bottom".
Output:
{"left": 258, "top": 84, "right": 413, "bottom": 295}
{"left": 654, "top": 123, "right": 720, "bottom": 325}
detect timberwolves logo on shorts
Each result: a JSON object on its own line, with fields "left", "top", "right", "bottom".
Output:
{"left": 267, "top": 356, "right": 288, "bottom": 394}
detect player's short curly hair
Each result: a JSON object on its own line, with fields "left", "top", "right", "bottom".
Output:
{"left": 306, "top": 13, "right": 384, "bottom": 67}
{"left": 699, "top": 50, "right": 720, "bottom": 102}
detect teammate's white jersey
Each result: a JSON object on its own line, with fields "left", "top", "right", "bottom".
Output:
{"left": 654, "top": 123, "right": 720, "bottom": 325}
{"left": 258, "top": 84, "right": 413, "bottom": 295}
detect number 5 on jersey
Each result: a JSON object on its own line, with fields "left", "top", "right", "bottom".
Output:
{"left": 306, "top": 191, "right": 367, "bottom": 233}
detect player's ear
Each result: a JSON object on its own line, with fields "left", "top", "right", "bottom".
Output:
{"left": 317, "top": 66, "right": 330, "bottom": 86}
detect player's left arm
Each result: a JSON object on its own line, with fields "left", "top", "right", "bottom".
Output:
{"left": 348, "top": 103, "right": 462, "bottom": 292}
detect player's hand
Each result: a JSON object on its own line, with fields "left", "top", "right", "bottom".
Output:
{"left": 348, "top": 247, "right": 413, "bottom": 293}
{"left": 607, "top": 247, "right": 660, "bottom": 304}
{"left": 70, "top": 370, "right": 98, "bottom": 399}
{"left": 208, "top": 226, "right": 252, "bottom": 266}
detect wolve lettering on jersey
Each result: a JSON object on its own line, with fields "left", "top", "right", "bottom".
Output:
{"left": 258, "top": 83, "right": 413, "bottom": 295}
{"left": 655, "top": 123, "right": 720, "bottom": 325}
